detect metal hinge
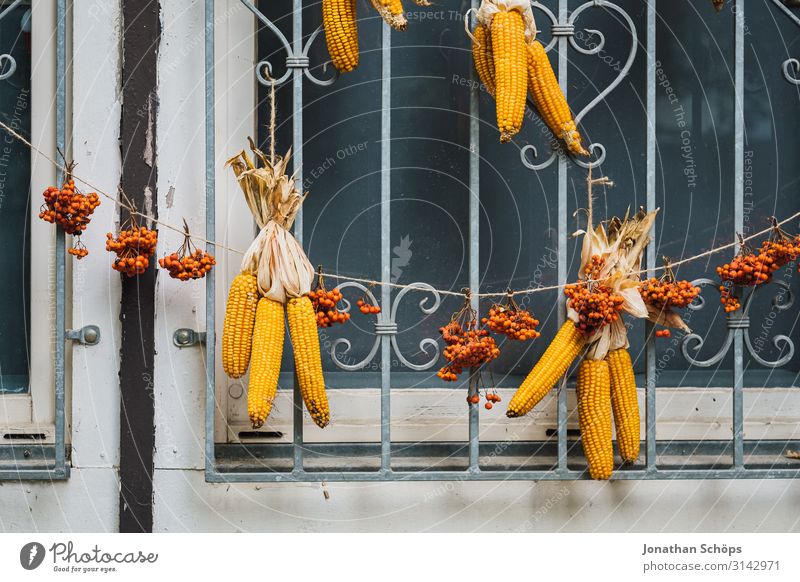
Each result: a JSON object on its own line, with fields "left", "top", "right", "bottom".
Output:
{"left": 65, "top": 325, "right": 101, "bottom": 346}
{"left": 173, "top": 328, "right": 206, "bottom": 348}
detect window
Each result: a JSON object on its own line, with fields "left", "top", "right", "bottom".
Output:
{"left": 210, "top": 0, "right": 799, "bottom": 480}
{"left": 0, "top": 0, "right": 31, "bottom": 395}
{"left": 1, "top": 0, "right": 67, "bottom": 479}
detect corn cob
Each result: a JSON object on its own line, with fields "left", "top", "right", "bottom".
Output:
{"left": 472, "top": 23, "right": 495, "bottom": 95}
{"left": 287, "top": 295, "right": 330, "bottom": 428}
{"left": 369, "top": 0, "right": 408, "bottom": 32}
{"left": 506, "top": 322, "right": 586, "bottom": 417}
{"left": 323, "top": 0, "right": 359, "bottom": 73}
{"left": 608, "top": 348, "right": 640, "bottom": 463}
{"left": 527, "top": 40, "right": 589, "bottom": 156}
{"left": 248, "top": 298, "right": 285, "bottom": 429}
{"left": 491, "top": 9, "right": 527, "bottom": 142}
{"left": 222, "top": 272, "right": 259, "bottom": 379}
{"left": 577, "top": 358, "right": 613, "bottom": 480}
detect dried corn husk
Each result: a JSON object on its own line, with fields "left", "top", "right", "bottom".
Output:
{"left": 475, "top": 0, "right": 538, "bottom": 41}
{"left": 226, "top": 138, "right": 314, "bottom": 303}
{"left": 569, "top": 175, "right": 679, "bottom": 359}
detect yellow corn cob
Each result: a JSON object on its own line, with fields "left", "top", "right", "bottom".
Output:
{"left": 577, "top": 358, "right": 614, "bottom": 480}
{"left": 323, "top": 0, "right": 359, "bottom": 73}
{"left": 608, "top": 347, "right": 640, "bottom": 463}
{"left": 491, "top": 9, "right": 527, "bottom": 142}
{"left": 287, "top": 296, "right": 330, "bottom": 428}
{"left": 527, "top": 40, "right": 589, "bottom": 156}
{"left": 248, "top": 298, "right": 285, "bottom": 429}
{"left": 222, "top": 272, "right": 259, "bottom": 379}
{"left": 370, "top": 0, "right": 408, "bottom": 32}
{"left": 506, "top": 322, "right": 586, "bottom": 417}
{"left": 472, "top": 23, "right": 495, "bottom": 96}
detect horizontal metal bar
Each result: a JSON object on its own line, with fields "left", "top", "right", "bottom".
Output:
{"left": 217, "top": 440, "right": 800, "bottom": 460}
{"left": 207, "top": 467, "right": 800, "bottom": 483}
{"left": 0, "top": 469, "right": 69, "bottom": 480}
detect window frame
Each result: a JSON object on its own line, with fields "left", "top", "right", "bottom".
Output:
{"left": 0, "top": 0, "right": 69, "bottom": 480}
{"left": 207, "top": 0, "right": 800, "bottom": 482}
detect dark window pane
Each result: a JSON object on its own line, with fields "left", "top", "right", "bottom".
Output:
{"left": 0, "top": 3, "right": 31, "bottom": 393}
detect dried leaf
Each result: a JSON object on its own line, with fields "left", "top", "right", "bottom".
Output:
{"left": 646, "top": 305, "right": 691, "bottom": 333}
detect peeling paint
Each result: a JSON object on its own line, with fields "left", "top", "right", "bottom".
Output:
{"left": 144, "top": 95, "right": 155, "bottom": 167}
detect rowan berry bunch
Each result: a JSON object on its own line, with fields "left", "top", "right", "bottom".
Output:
{"left": 715, "top": 224, "right": 800, "bottom": 312}
{"left": 639, "top": 259, "right": 700, "bottom": 310}
{"left": 758, "top": 221, "right": 800, "bottom": 269}
{"left": 654, "top": 328, "right": 671, "bottom": 338}
{"left": 564, "top": 282, "right": 625, "bottom": 335}
{"left": 310, "top": 269, "right": 350, "bottom": 328}
{"left": 67, "top": 239, "right": 89, "bottom": 260}
{"left": 584, "top": 254, "right": 606, "bottom": 280}
{"left": 482, "top": 292, "right": 540, "bottom": 341}
{"left": 437, "top": 295, "right": 500, "bottom": 382}
{"left": 106, "top": 223, "right": 158, "bottom": 277}
{"left": 158, "top": 223, "right": 215, "bottom": 281}
{"left": 39, "top": 163, "right": 101, "bottom": 256}
{"left": 716, "top": 250, "right": 775, "bottom": 287}
{"left": 357, "top": 297, "right": 381, "bottom": 315}
{"left": 465, "top": 390, "right": 502, "bottom": 410}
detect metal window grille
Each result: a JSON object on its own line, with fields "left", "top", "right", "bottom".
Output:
{"left": 204, "top": 0, "right": 800, "bottom": 482}
{"left": 0, "top": 0, "right": 69, "bottom": 480}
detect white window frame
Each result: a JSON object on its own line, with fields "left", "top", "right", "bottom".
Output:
{"left": 1, "top": 0, "right": 63, "bottom": 444}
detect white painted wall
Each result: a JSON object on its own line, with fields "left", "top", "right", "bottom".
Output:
{"left": 2, "top": 0, "right": 799, "bottom": 533}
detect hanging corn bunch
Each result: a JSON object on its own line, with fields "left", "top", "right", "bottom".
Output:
{"left": 507, "top": 173, "right": 681, "bottom": 480}
{"left": 324, "top": 0, "right": 433, "bottom": 73}
{"left": 224, "top": 138, "right": 332, "bottom": 429}
{"left": 467, "top": 0, "right": 587, "bottom": 153}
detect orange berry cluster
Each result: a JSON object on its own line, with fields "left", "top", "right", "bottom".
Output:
{"left": 39, "top": 177, "right": 101, "bottom": 236}
{"left": 437, "top": 322, "right": 500, "bottom": 381}
{"left": 758, "top": 234, "right": 800, "bottom": 269}
{"left": 482, "top": 305, "right": 540, "bottom": 341}
{"left": 159, "top": 249, "right": 216, "bottom": 281}
{"left": 466, "top": 391, "right": 502, "bottom": 409}
{"left": 356, "top": 298, "right": 381, "bottom": 315}
{"left": 67, "top": 240, "right": 89, "bottom": 260}
{"left": 639, "top": 278, "right": 700, "bottom": 310}
{"left": 105, "top": 226, "right": 158, "bottom": 277}
{"left": 564, "top": 283, "right": 625, "bottom": 335}
{"left": 584, "top": 254, "right": 606, "bottom": 279}
{"left": 716, "top": 252, "right": 776, "bottom": 287}
{"left": 716, "top": 228, "right": 799, "bottom": 312}
{"left": 311, "top": 287, "right": 350, "bottom": 328}
{"left": 654, "top": 328, "right": 671, "bottom": 338}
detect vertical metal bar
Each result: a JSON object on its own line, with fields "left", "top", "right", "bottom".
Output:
{"left": 645, "top": 0, "right": 657, "bottom": 472}
{"left": 54, "top": 0, "right": 67, "bottom": 475}
{"left": 732, "top": 0, "right": 745, "bottom": 469}
{"left": 556, "top": 0, "right": 568, "bottom": 475}
{"left": 467, "top": 0, "right": 480, "bottom": 473}
{"left": 205, "top": 0, "right": 216, "bottom": 477}
{"left": 380, "top": 21, "right": 392, "bottom": 474}
{"left": 291, "top": 0, "right": 305, "bottom": 473}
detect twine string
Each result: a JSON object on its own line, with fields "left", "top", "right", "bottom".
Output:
{"left": 2, "top": 120, "right": 799, "bottom": 300}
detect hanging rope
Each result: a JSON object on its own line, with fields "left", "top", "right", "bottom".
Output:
{"left": 2, "top": 120, "right": 799, "bottom": 299}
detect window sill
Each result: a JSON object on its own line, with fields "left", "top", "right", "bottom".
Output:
{"left": 0, "top": 443, "right": 70, "bottom": 480}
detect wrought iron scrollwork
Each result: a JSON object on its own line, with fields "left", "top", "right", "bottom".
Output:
{"left": 770, "top": 0, "right": 800, "bottom": 85}
{"left": 520, "top": 1, "right": 638, "bottom": 171}
{"left": 241, "top": 0, "right": 338, "bottom": 88}
{"left": 0, "top": 0, "right": 23, "bottom": 81}
{"left": 681, "top": 279, "right": 796, "bottom": 368}
{"left": 329, "top": 282, "right": 442, "bottom": 372}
